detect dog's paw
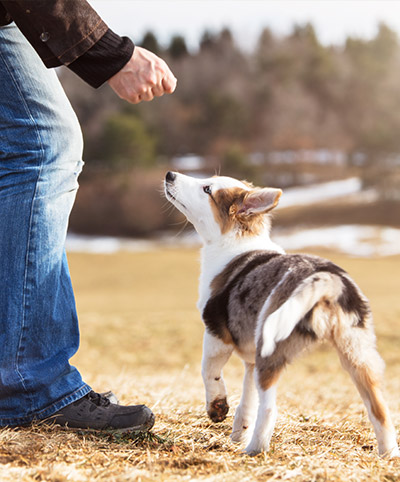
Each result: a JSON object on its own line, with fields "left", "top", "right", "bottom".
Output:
{"left": 381, "top": 445, "right": 400, "bottom": 459}
{"left": 244, "top": 440, "right": 269, "bottom": 456}
{"left": 208, "top": 397, "right": 229, "bottom": 423}
{"left": 243, "top": 446, "right": 262, "bottom": 457}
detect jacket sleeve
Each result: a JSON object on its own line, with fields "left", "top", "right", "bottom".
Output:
{"left": 67, "top": 29, "right": 134, "bottom": 88}
{"left": 2, "top": 0, "right": 134, "bottom": 87}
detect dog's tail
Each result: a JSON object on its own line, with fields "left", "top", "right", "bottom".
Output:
{"left": 260, "top": 272, "right": 343, "bottom": 358}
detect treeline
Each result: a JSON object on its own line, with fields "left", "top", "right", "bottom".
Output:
{"left": 59, "top": 23, "right": 400, "bottom": 236}
{"left": 60, "top": 23, "right": 400, "bottom": 168}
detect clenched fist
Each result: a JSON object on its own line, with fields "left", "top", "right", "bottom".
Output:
{"left": 108, "top": 46, "right": 177, "bottom": 104}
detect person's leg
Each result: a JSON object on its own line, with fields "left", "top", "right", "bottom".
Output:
{"left": 0, "top": 23, "right": 155, "bottom": 432}
{"left": 0, "top": 22, "right": 92, "bottom": 426}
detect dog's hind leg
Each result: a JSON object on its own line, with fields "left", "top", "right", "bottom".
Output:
{"left": 231, "top": 362, "right": 258, "bottom": 444}
{"left": 244, "top": 381, "right": 278, "bottom": 456}
{"left": 245, "top": 331, "right": 314, "bottom": 455}
{"left": 201, "top": 330, "right": 234, "bottom": 423}
{"left": 333, "top": 317, "right": 399, "bottom": 458}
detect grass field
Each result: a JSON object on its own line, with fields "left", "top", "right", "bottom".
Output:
{"left": 1, "top": 248, "right": 400, "bottom": 481}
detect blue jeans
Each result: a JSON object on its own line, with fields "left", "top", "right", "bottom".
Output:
{"left": 0, "top": 23, "right": 91, "bottom": 426}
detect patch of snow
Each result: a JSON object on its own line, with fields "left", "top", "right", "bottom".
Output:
{"left": 273, "top": 225, "right": 400, "bottom": 257}
{"left": 277, "top": 177, "right": 362, "bottom": 209}
{"left": 66, "top": 225, "right": 400, "bottom": 258}
{"left": 65, "top": 233, "right": 158, "bottom": 254}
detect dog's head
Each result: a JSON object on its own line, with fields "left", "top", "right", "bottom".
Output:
{"left": 164, "top": 171, "right": 282, "bottom": 243}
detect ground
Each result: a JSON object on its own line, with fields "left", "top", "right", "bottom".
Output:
{"left": 1, "top": 248, "right": 399, "bottom": 481}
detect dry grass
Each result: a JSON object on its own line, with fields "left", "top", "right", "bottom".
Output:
{"left": 1, "top": 248, "right": 400, "bottom": 481}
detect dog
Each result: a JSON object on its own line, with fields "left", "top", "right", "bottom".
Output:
{"left": 164, "top": 171, "right": 399, "bottom": 458}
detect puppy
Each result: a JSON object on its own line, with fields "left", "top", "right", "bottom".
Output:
{"left": 164, "top": 171, "right": 399, "bottom": 458}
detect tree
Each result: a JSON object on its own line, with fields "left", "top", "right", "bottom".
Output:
{"left": 199, "top": 30, "right": 218, "bottom": 51}
{"left": 221, "top": 143, "right": 253, "bottom": 179}
{"left": 98, "top": 113, "right": 157, "bottom": 168}
{"left": 343, "top": 24, "right": 400, "bottom": 162}
{"left": 140, "top": 31, "right": 161, "bottom": 56}
{"left": 168, "top": 35, "right": 189, "bottom": 59}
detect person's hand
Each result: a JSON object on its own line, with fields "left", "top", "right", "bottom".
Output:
{"left": 107, "top": 46, "right": 177, "bottom": 104}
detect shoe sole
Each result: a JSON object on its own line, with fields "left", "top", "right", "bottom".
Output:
{"left": 39, "top": 412, "right": 155, "bottom": 433}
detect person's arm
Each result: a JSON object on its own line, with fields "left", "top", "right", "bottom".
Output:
{"left": 2, "top": 0, "right": 176, "bottom": 100}
{"left": 2, "top": 0, "right": 109, "bottom": 67}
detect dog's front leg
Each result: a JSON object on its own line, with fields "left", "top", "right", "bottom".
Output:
{"left": 201, "top": 330, "right": 233, "bottom": 422}
{"left": 231, "top": 362, "right": 258, "bottom": 444}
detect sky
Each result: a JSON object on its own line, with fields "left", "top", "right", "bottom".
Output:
{"left": 90, "top": 0, "right": 400, "bottom": 50}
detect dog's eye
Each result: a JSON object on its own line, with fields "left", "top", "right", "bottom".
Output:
{"left": 203, "top": 185, "right": 212, "bottom": 195}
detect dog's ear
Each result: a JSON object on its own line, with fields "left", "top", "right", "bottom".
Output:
{"left": 237, "top": 188, "right": 282, "bottom": 215}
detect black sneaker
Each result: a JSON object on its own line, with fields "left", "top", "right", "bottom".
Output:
{"left": 46, "top": 391, "right": 155, "bottom": 432}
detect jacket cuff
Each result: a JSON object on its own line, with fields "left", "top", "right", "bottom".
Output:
{"left": 68, "top": 29, "right": 134, "bottom": 88}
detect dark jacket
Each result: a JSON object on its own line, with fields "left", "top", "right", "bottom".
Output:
{"left": 0, "top": 0, "right": 134, "bottom": 87}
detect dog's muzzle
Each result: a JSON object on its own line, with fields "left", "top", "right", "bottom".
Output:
{"left": 164, "top": 171, "right": 176, "bottom": 199}
{"left": 164, "top": 171, "right": 187, "bottom": 210}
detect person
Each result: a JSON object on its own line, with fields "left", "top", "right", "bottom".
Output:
{"left": 0, "top": 0, "right": 177, "bottom": 431}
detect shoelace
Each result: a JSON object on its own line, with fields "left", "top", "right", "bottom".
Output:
{"left": 86, "top": 391, "right": 111, "bottom": 407}
{"left": 74, "top": 390, "right": 111, "bottom": 408}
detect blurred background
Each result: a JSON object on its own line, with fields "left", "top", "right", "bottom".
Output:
{"left": 62, "top": 0, "right": 400, "bottom": 256}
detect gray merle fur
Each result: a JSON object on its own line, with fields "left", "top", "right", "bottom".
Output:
{"left": 202, "top": 250, "right": 369, "bottom": 350}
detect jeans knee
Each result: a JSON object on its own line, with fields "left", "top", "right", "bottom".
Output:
{"left": 40, "top": 106, "right": 85, "bottom": 197}
{"left": 61, "top": 108, "right": 84, "bottom": 162}
{"left": 47, "top": 105, "right": 84, "bottom": 166}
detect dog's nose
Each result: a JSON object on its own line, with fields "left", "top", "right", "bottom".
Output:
{"left": 165, "top": 171, "right": 176, "bottom": 183}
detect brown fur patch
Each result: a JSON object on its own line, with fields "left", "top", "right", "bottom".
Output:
{"left": 258, "top": 367, "right": 283, "bottom": 391}
{"left": 209, "top": 187, "right": 245, "bottom": 234}
{"left": 359, "top": 366, "right": 389, "bottom": 426}
{"left": 210, "top": 187, "right": 266, "bottom": 237}
{"left": 219, "top": 327, "right": 235, "bottom": 345}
